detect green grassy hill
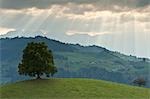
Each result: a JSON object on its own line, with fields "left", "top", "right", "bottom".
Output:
{"left": 0, "top": 78, "right": 149, "bottom": 99}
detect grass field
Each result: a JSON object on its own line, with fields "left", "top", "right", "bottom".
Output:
{"left": 0, "top": 78, "right": 149, "bottom": 99}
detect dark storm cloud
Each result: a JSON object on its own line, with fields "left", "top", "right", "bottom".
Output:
{"left": 0, "top": 0, "right": 149, "bottom": 9}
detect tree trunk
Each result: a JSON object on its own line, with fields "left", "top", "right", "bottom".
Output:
{"left": 36, "top": 73, "right": 41, "bottom": 79}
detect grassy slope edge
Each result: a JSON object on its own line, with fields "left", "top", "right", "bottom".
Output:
{"left": 0, "top": 78, "right": 149, "bottom": 99}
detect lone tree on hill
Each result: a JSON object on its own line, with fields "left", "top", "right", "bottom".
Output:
{"left": 18, "top": 42, "right": 57, "bottom": 79}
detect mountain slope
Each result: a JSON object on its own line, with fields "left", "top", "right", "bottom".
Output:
{"left": 0, "top": 36, "right": 150, "bottom": 87}
{"left": 0, "top": 78, "right": 149, "bottom": 99}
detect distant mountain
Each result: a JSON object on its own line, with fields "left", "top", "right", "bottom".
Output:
{"left": 0, "top": 30, "right": 45, "bottom": 38}
{"left": 0, "top": 36, "right": 149, "bottom": 87}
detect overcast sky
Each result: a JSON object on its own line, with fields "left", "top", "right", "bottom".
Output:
{"left": 0, "top": 0, "right": 150, "bottom": 58}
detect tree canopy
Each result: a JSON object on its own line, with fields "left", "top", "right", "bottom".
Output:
{"left": 18, "top": 42, "right": 57, "bottom": 79}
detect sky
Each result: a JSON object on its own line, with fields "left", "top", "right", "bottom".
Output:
{"left": 0, "top": 0, "right": 150, "bottom": 58}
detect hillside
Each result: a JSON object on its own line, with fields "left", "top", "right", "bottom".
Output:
{"left": 0, "top": 36, "right": 150, "bottom": 87}
{"left": 0, "top": 78, "right": 149, "bottom": 99}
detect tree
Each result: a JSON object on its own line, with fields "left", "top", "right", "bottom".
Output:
{"left": 133, "top": 77, "right": 146, "bottom": 87}
{"left": 18, "top": 42, "right": 57, "bottom": 79}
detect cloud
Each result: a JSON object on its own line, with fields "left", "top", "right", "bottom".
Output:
{"left": 66, "top": 30, "right": 110, "bottom": 36}
{"left": 49, "top": 4, "right": 150, "bottom": 23}
{"left": 0, "top": 1, "right": 149, "bottom": 24}
{"left": 0, "top": 0, "right": 149, "bottom": 10}
{"left": 0, "top": 7, "right": 51, "bottom": 16}
{"left": 2, "top": 3, "right": 149, "bottom": 21}
{"left": 0, "top": 27, "right": 15, "bottom": 35}
{"left": 0, "top": 4, "right": 149, "bottom": 35}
